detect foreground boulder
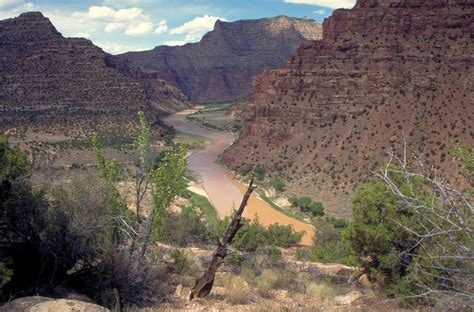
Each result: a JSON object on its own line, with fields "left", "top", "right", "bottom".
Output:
{"left": 0, "top": 296, "right": 108, "bottom": 312}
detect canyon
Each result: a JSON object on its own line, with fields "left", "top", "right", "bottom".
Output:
{"left": 222, "top": 0, "right": 474, "bottom": 216}
{"left": 0, "top": 12, "right": 189, "bottom": 137}
{"left": 121, "top": 16, "right": 322, "bottom": 103}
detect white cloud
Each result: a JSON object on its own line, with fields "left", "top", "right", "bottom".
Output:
{"left": 86, "top": 6, "right": 114, "bottom": 19}
{"left": 94, "top": 40, "right": 148, "bottom": 54}
{"left": 94, "top": 41, "right": 129, "bottom": 54}
{"left": 0, "top": 0, "right": 33, "bottom": 13}
{"left": 73, "top": 32, "right": 91, "bottom": 38}
{"left": 124, "top": 21, "right": 153, "bottom": 36}
{"left": 85, "top": 6, "right": 142, "bottom": 21}
{"left": 46, "top": 11, "right": 99, "bottom": 37}
{"left": 102, "top": 0, "right": 141, "bottom": 7}
{"left": 70, "top": 5, "right": 164, "bottom": 36}
{"left": 283, "top": 0, "right": 356, "bottom": 9}
{"left": 154, "top": 20, "right": 167, "bottom": 34}
{"left": 105, "top": 22, "right": 125, "bottom": 32}
{"left": 170, "top": 15, "right": 226, "bottom": 42}
{"left": 313, "top": 9, "right": 327, "bottom": 15}
{"left": 163, "top": 40, "right": 187, "bottom": 46}
{"left": 114, "top": 7, "right": 142, "bottom": 20}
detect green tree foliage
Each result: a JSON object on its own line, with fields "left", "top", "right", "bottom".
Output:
{"left": 149, "top": 145, "right": 187, "bottom": 242}
{"left": 91, "top": 136, "right": 127, "bottom": 247}
{"left": 451, "top": 146, "right": 474, "bottom": 187}
{"left": 297, "top": 217, "right": 354, "bottom": 266}
{"left": 345, "top": 159, "right": 474, "bottom": 307}
{"left": 160, "top": 206, "right": 210, "bottom": 247}
{"left": 254, "top": 165, "right": 266, "bottom": 181}
{"left": 139, "top": 144, "right": 187, "bottom": 258}
{"left": 134, "top": 111, "right": 152, "bottom": 223}
{"left": 0, "top": 134, "right": 30, "bottom": 181}
{"left": 270, "top": 177, "right": 286, "bottom": 192}
{"left": 0, "top": 134, "right": 35, "bottom": 296}
{"left": 218, "top": 217, "right": 304, "bottom": 252}
{"left": 289, "top": 196, "right": 325, "bottom": 216}
{"left": 308, "top": 202, "right": 324, "bottom": 216}
{"left": 1, "top": 131, "right": 174, "bottom": 307}
{"left": 345, "top": 176, "right": 421, "bottom": 286}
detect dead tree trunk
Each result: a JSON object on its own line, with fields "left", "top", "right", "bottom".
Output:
{"left": 190, "top": 178, "right": 256, "bottom": 300}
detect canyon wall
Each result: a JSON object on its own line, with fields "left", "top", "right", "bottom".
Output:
{"left": 121, "top": 16, "right": 323, "bottom": 103}
{"left": 0, "top": 12, "right": 189, "bottom": 136}
{"left": 222, "top": 0, "right": 474, "bottom": 216}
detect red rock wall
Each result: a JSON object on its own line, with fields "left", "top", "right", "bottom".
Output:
{"left": 0, "top": 12, "right": 189, "bottom": 135}
{"left": 222, "top": 0, "right": 474, "bottom": 216}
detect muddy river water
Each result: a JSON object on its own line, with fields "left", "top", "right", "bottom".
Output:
{"left": 163, "top": 108, "right": 314, "bottom": 245}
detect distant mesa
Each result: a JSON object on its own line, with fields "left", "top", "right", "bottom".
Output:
{"left": 120, "top": 16, "right": 323, "bottom": 103}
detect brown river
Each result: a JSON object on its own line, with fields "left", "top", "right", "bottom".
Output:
{"left": 163, "top": 108, "right": 314, "bottom": 245}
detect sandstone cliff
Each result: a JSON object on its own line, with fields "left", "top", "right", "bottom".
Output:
{"left": 222, "top": 0, "right": 474, "bottom": 216}
{"left": 0, "top": 12, "right": 189, "bottom": 136}
{"left": 120, "top": 16, "right": 322, "bottom": 103}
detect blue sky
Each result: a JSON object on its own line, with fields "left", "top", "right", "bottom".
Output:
{"left": 0, "top": 0, "right": 356, "bottom": 54}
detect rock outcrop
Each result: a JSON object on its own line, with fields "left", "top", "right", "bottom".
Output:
{"left": 222, "top": 0, "right": 474, "bottom": 216}
{"left": 0, "top": 12, "right": 189, "bottom": 136}
{"left": 0, "top": 296, "right": 108, "bottom": 312}
{"left": 121, "top": 16, "right": 322, "bottom": 103}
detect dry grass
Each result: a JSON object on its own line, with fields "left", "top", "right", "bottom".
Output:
{"left": 305, "top": 282, "right": 340, "bottom": 301}
{"left": 254, "top": 268, "right": 290, "bottom": 298}
{"left": 294, "top": 271, "right": 342, "bottom": 301}
{"left": 224, "top": 276, "right": 252, "bottom": 304}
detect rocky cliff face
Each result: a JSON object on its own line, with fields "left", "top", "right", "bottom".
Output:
{"left": 222, "top": 0, "right": 474, "bottom": 216}
{"left": 0, "top": 12, "right": 189, "bottom": 136}
{"left": 120, "top": 16, "right": 322, "bottom": 103}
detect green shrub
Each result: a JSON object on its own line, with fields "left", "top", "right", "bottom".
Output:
{"left": 254, "top": 165, "right": 266, "bottom": 181}
{"left": 344, "top": 160, "right": 474, "bottom": 307}
{"left": 270, "top": 177, "right": 286, "bottom": 192}
{"left": 345, "top": 177, "right": 422, "bottom": 286}
{"left": 289, "top": 196, "right": 325, "bottom": 216}
{"left": 0, "top": 135, "right": 169, "bottom": 307}
{"left": 297, "top": 218, "right": 355, "bottom": 266}
{"left": 171, "top": 249, "right": 189, "bottom": 273}
{"left": 329, "top": 217, "right": 349, "bottom": 229}
{"left": 219, "top": 218, "right": 303, "bottom": 252}
{"left": 161, "top": 207, "right": 210, "bottom": 247}
{"left": 296, "top": 197, "right": 312, "bottom": 209}
{"left": 0, "top": 263, "right": 12, "bottom": 296}
{"left": 307, "top": 202, "right": 324, "bottom": 216}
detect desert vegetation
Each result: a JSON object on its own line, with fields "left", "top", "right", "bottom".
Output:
{"left": 1, "top": 109, "right": 473, "bottom": 310}
{"left": 186, "top": 103, "right": 242, "bottom": 133}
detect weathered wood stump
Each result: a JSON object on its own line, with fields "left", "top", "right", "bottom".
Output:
{"left": 189, "top": 178, "right": 256, "bottom": 300}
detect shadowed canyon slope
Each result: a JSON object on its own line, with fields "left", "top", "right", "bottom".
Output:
{"left": 0, "top": 12, "right": 189, "bottom": 136}
{"left": 222, "top": 0, "right": 474, "bottom": 216}
{"left": 120, "top": 16, "right": 322, "bottom": 103}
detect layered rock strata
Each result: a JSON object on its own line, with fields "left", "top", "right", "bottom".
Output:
{"left": 121, "top": 16, "right": 323, "bottom": 103}
{"left": 0, "top": 12, "right": 189, "bottom": 136}
{"left": 222, "top": 0, "right": 474, "bottom": 215}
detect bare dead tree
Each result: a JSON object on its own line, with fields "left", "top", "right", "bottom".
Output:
{"left": 190, "top": 178, "right": 256, "bottom": 300}
{"left": 372, "top": 143, "right": 473, "bottom": 308}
